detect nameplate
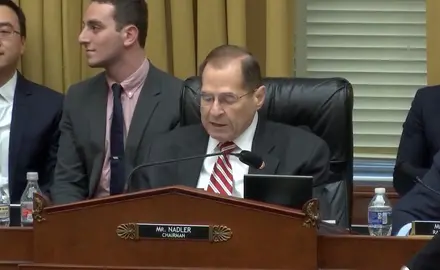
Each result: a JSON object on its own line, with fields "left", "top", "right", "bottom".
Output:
{"left": 410, "top": 220, "right": 440, "bottom": 236}
{"left": 116, "top": 223, "right": 232, "bottom": 243}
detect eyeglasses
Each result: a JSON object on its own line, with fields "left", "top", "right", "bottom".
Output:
{"left": 196, "top": 91, "right": 254, "bottom": 107}
{"left": 0, "top": 28, "right": 20, "bottom": 39}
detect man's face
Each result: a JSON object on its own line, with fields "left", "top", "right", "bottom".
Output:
{"left": 79, "top": 2, "right": 125, "bottom": 68}
{"left": 200, "top": 60, "right": 265, "bottom": 143}
{"left": 0, "top": 6, "right": 24, "bottom": 71}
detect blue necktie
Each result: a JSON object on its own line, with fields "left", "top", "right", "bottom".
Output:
{"left": 110, "top": 83, "right": 125, "bottom": 195}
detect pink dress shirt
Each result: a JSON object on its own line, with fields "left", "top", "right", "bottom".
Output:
{"left": 95, "top": 59, "right": 150, "bottom": 198}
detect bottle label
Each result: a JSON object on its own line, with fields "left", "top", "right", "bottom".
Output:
{"left": 21, "top": 202, "right": 33, "bottom": 223}
{"left": 0, "top": 205, "right": 9, "bottom": 219}
{"left": 368, "top": 210, "right": 392, "bottom": 225}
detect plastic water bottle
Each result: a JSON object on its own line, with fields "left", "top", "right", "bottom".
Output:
{"left": 0, "top": 186, "right": 10, "bottom": 227}
{"left": 20, "top": 172, "right": 42, "bottom": 227}
{"left": 368, "top": 187, "right": 392, "bottom": 236}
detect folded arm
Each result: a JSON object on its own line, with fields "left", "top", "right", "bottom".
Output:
{"left": 394, "top": 90, "right": 430, "bottom": 196}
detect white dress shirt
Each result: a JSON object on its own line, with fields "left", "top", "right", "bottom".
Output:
{"left": 0, "top": 71, "right": 17, "bottom": 196}
{"left": 396, "top": 223, "right": 413, "bottom": 236}
{"left": 197, "top": 113, "right": 258, "bottom": 198}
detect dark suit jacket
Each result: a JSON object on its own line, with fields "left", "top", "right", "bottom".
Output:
{"left": 406, "top": 232, "right": 440, "bottom": 270}
{"left": 50, "top": 63, "right": 182, "bottom": 205}
{"left": 394, "top": 85, "right": 440, "bottom": 196}
{"left": 9, "top": 73, "right": 63, "bottom": 203}
{"left": 392, "top": 150, "right": 440, "bottom": 235}
{"left": 130, "top": 118, "right": 332, "bottom": 218}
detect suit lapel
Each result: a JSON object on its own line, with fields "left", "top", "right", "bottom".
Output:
{"left": 125, "top": 65, "right": 161, "bottom": 164}
{"left": 87, "top": 73, "right": 108, "bottom": 191}
{"left": 9, "top": 73, "right": 31, "bottom": 192}
{"left": 249, "top": 118, "right": 279, "bottom": 175}
{"left": 176, "top": 125, "right": 209, "bottom": 188}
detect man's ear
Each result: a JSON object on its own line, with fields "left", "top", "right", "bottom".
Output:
{"left": 122, "top": 25, "right": 139, "bottom": 47}
{"left": 20, "top": 36, "right": 26, "bottom": 55}
{"left": 255, "top": 85, "right": 265, "bottom": 109}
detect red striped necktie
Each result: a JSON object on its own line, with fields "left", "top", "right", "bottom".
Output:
{"left": 207, "top": 141, "right": 236, "bottom": 195}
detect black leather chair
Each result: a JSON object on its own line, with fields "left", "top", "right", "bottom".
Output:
{"left": 179, "top": 76, "right": 354, "bottom": 228}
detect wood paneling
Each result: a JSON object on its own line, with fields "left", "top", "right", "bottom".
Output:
{"left": 318, "top": 235, "right": 427, "bottom": 269}
{"left": 0, "top": 228, "right": 33, "bottom": 270}
{"left": 0, "top": 187, "right": 431, "bottom": 270}
{"left": 32, "top": 189, "right": 319, "bottom": 269}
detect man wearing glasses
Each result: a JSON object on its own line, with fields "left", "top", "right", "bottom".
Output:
{"left": 0, "top": 0, "right": 62, "bottom": 222}
{"left": 130, "top": 44, "right": 331, "bottom": 214}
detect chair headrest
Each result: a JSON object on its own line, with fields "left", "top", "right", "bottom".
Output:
{"left": 180, "top": 76, "right": 353, "bottom": 157}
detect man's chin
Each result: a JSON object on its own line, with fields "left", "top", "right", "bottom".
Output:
{"left": 0, "top": 59, "right": 12, "bottom": 69}
{"left": 208, "top": 132, "right": 232, "bottom": 143}
{"left": 87, "top": 59, "right": 104, "bottom": 68}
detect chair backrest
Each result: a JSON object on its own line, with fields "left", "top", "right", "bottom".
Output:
{"left": 180, "top": 76, "right": 354, "bottom": 228}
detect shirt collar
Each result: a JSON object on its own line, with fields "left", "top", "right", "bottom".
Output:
{"left": 207, "top": 112, "right": 259, "bottom": 153}
{"left": 106, "top": 59, "right": 149, "bottom": 93}
{"left": 0, "top": 71, "right": 17, "bottom": 104}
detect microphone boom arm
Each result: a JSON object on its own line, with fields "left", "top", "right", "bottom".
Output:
{"left": 125, "top": 150, "right": 264, "bottom": 192}
{"left": 127, "top": 152, "right": 226, "bottom": 185}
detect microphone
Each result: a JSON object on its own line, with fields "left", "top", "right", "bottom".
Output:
{"left": 126, "top": 150, "right": 265, "bottom": 190}
{"left": 399, "top": 162, "right": 440, "bottom": 197}
{"left": 237, "top": 150, "right": 265, "bottom": 170}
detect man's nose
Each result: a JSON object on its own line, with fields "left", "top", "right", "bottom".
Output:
{"left": 209, "top": 99, "right": 224, "bottom": 116}
{"left": 78, "top": 28, "right": 88, "bottom": 44}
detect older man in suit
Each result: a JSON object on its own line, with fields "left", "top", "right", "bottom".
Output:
{"left": 130, "top": 44, "right": 332, "bottom": 216}
{"left": 0, "top": 0, "right": 62, "bottom": 212}
{"left": 50, "top": 0, "right": 182, "bottom": 204}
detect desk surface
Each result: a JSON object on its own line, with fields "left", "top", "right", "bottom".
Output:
{"left": 0, "top": 227, "right": 429, "bottom": 270}
{"left": 0, "top": 183, "right": 420, "bottom": 270}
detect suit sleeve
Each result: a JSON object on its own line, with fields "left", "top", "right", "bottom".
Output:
{"left": 394, "top": 89, "right": 430, "bottom": 196}
{"left": 168, "top": 77, "right": 183, "bottom": 130}
{"left": 406, "top": 232, "right": 440, "bottom": 269}
{"left": 129, "top": 130, "right": 182, "bottom": 192}
{"left": 391, "top": 155, "right": 440, "bottom": 235}
{"left": 303, "top": 139, "right": 332, "bottom": 219}
{"left": 129, "top": 142, "right": 154, "bottom": 192}
{"left": 39, "top": 101, "right": 62, "bottom": 198}
{"left": 50, "top": 89, "right": 88, "bottom": 204}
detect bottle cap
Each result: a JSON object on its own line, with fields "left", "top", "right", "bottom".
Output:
{"left": 374, "top": 187, "right": 386, "bottom": 194}
{"left": 26, "top": 172, "right": 38, "bottom": 181}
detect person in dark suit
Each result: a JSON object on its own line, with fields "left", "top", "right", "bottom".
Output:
{"left": 130, "top": 44, "right": 332, "bottom": 216}
{"left": 393, "top": 85, "right": 440, "bottom": 196}
{"left": 50, "top": 0, "right": 182, "bottom": 205}
{"left": 0, "top": 1, "right": 62, "bottom": 208}
{"left": 392, "top": 150, "right": 440, "bottom": 235}
{"left": 403, "top": 232, "right": 440, "bottom": 270}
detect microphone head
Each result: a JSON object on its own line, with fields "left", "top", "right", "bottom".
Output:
{"left": 238, "top": 150, "right": 265, "bottom": 169}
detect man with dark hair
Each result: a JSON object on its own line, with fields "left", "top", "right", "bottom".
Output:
{"left": 50, "top": 0, "right": 183, "bottom": 204}
{"left": 0, "top": 0, "right": 63, "bottom": 214}
{"left": 130, "top": 44, "right": 331, "bottom": 216}
{"left": 198, "top": 45, "right": 262, "bottom": 91}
